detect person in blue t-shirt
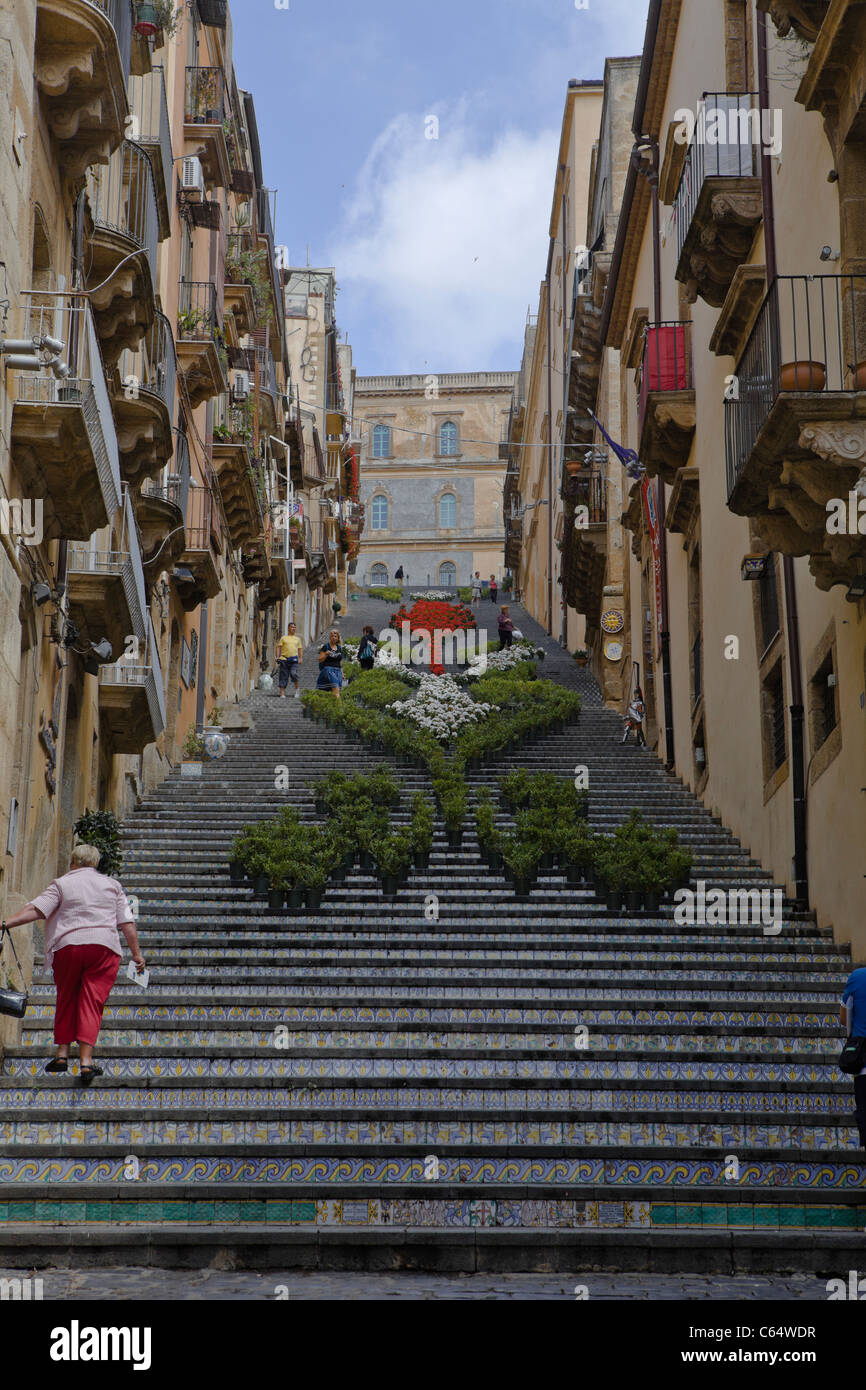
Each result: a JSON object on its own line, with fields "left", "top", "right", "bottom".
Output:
{"left": 840, "top": 966, "right": 866, "bottom": 1150}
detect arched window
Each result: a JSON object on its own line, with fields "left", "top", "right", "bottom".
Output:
{"left": 370, "top": 494, "right": 389, "bottom": 530}
{"left": 370, "top": 564, "right": 389, "bottom": 587}
{"left": 439, "top": 421, "right": 458, "bottom": 455}
{"left": 438, "top": 561, "right": 457, "bottom": 587}
{"left": 372, "top": 424, "right": 391, "bottom": 459}
{"left": 438, "top": 493, "right": 457, "bottom": 528}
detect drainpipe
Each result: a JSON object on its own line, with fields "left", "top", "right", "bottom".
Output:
{"left": 635, "top": 139, "right": 675, "bottom": 768}
{"left": 757, "top": 11, "right": 808, "bottom": 906}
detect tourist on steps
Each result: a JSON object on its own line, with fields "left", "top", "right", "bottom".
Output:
{"left": 317, "top": 629, "right": 345, "bottom": 698}
{"left": 498, "top": 606, "right": 514, "bottom": 649}
{"left": 489, "top": 575, "right": 498, "bottom": 605}
{"left": 276, "top": 622, "right": 303, "bottom": 699}
{"left": 622, "top": 687, "right": 647, "bottom": 746}
{"left": 841, "top": 965, "right": 866, "bottom": 1153}
{"left": 358, "top": 626, "right": 378, "bottom": 671}
{"left": 471, "top": 572, "right": 482, "bottom": 604}
{"left": 1, "top": 843, "right": 145, "bottom": 1084}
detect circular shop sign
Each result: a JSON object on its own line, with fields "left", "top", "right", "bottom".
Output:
{"left": 600, "top": 609, "right": 624, "bottom": 634}
{"left": 603, "top": 640, "right": 623, "bottom": 662}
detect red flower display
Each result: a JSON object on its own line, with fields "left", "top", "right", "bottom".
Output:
{"left": 389, "top": 600, "right": 476, "bottom": 634}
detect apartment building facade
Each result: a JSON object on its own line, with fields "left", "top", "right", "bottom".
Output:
{"left": 0, "top": 0, "right": 308, "bottom": 1013}
{"left": 355, "top": 372, "right": 515, "bottom": 591}
{"left": 513, "top": 0, "right": 866, "bottom": 953}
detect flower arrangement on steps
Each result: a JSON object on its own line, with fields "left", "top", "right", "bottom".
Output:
{"left": 477, "top": 780, "right": 693, "bottom": 908}
{"left": 301, "top": 662, "right": 581, "bottom": 846}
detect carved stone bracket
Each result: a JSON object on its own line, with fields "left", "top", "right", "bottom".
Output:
{"left": 677, "top": 182, "right": 763, "bottom": 308}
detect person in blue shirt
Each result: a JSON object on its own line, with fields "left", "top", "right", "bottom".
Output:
{"left": 840, "top": 966, "right": 866, "bottom": 1150}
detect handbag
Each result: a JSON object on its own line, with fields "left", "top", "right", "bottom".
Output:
{"left": 0, "top": 928, "right": 28, "bottom": 1019}
{"left": 839, "top": 1034, "right": 866, "bottom": 1075}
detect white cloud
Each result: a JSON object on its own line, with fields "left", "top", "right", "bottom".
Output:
{"left": 331, "top": 109, "right": 558, "bottom": 373}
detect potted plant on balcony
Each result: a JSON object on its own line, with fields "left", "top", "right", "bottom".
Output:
{"left": 780, "top": 360, "right": 826, "bottom": 391}
{"left": 181, "top": 727, "right": 206, "bottom": 777}
{"left": 151, "top": 0, "right": 183, "bottom": 38}
{"left": 133, "top": 2, "right": 160, "bottom": 36}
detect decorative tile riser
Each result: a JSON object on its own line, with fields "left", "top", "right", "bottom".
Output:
{"left": 0, "top": 1055, "right": 849, "bottom": 1081}
{"left": 0, "top": 1121, "right": 859, "bottom": 1148}
{"left": 25, "top": 948, "right": 841, "bottom": 968}
{"left": 20, "top": 1004, "right": 841, "bottom": 1027}
{"left": 0, "top": 1155, "right": 863, "bottom": 1186}
{"left": 0, "top": 1197, "right": 863, "bottom": 1229}
{"left": 15, "top": 1029, "right": 844, "bottom": 1053}
{"left": 0, "top": 1087, "right": 852, "bottom": 1114}
{"left": 24, "top": 983, "right": 847, "bottom": 1003}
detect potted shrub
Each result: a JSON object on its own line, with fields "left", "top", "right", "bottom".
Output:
{"left": 181, "top": 727, "right": 206, "bottom": 777}
{"left": 503, "top": 839, "right": 537, "bottom": 900}
{"left": 300, "top": 861, "right": 328, "bottom": 913}
{"left": 410, "top": 793, "right": 434, "bottom": 871}
{"left": 73, "top": 809, "right": 123, "bottom": 877}
{"left": 374, "top": 834, "right": 410, "bottom": 900}
{"left": 574, "top": 649, "right": 589, "bottom": 668}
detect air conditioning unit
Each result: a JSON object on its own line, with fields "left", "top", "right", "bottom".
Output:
{"left": 231, "top": 369, "right": 250, "bottom": 402}
{"left": 181, "top": 156, "right": 205, "bottom": 202}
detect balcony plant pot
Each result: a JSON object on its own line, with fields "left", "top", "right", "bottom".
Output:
{"left": 851, "top": 362, "right": 866, "bottom": 390}
{"left": 780, "top": 360, "right": 826, "bottom": 391}
{"left": 267, "top": 888, "right": 285, "bottom": 912}
{"left": 286, "top": 885, "right": 304, "bottom": 913}
{"left": 625, "top": 889, "right": 643, "bottom": 913}
{"left": 134, "top": 2, "right": 159, "bottom": 36}
{"left": 229, "top": 859, "right": 245, "bottom": 884}
{"left": 606, "top": 889, "right": 623, "bottom": 912}
{"left": 306, "top": 887, "right": 325, "bottom": 912}
{"left": 380, "top": 874, "right": 399, "bottom": 900}
{"left": 253, "top": 873, "right": 269, "bottom": 898}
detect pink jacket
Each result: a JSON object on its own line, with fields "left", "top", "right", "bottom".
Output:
{"left": 29, "top": 867, "right": 134, "bottom": 970}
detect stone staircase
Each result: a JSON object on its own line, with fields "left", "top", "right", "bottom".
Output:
{"left": 1, "top": 607, "right": 863, "bottom": 1272}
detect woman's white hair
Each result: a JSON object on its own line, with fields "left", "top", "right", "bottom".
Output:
{"left": 70, "top": 843, "right": 101, "bottom": 869}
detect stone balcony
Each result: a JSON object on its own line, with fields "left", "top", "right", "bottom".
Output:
{"left": 212, "top": 401, "right": 265, "bottom": 549}
{"left": 35, "top": 0, "right": 132, "bottom": 181}
{"left": 176, "top": 280, "right": 227, "bottom": 408}
{"left": 725, "top": 273, "right": 866, "bottom": 591}
{"left": 672, "top": 93, "right": 763, "bottom": 307}
{"left": 184, "top": 66, "right": 230, "bottom": 189}
{"left": 756, "top": 0, "right": 829, "bottom": 44}
{"left": 98, "top": 616, "right": 166, "bottom": 752}
{"left": 86, "top": 140, "right": 159, "bottom": 364}
{"left": 175, "top": 485, "right": 222, "bottom": 611}
{"left": 112, "top": 310, "right": 176, "bottom": 486}
{"left": 66, "top": 490, "right": 147, "bottom": 657}
{"left": 636, "top": 322, "right": 696, "bottom": 486}
{"left": 795, "top": 1, "right": 866, "bottom": 149}
{"left": 136, "top": 438, "right": 190, "bottom": 586}
{"left": 560, "top": 448, "right": 609, "bottom": 630}
{"left": 9, "top": 295, "right": 121, "bottom": 540}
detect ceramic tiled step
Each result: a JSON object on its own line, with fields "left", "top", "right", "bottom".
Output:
{"left": 25, "top": 981, "right": 848, "bottom": 1002}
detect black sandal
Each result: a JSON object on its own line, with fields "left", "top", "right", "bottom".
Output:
{"left": 79, "top": 1064, "right": 103, "bottom": 1084}
{"left": 45, "top": 1058, "right": 68, "bottom": 1074}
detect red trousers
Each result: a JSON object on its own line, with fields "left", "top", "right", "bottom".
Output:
{"left": 52, "top": 944, "right": 120, "bottom": 1046}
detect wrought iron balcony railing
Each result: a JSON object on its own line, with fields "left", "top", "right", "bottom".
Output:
{"left": 118, "top": 310, "right": 176, "bottom": 416}
{"left": 98, "top": 614, "right": 166, "bottom": 738}
{"left": 97, "top": 0, "right": 133, "bottom": 85}
{"left": 128, "top": 65, "right": 172, "bottom": 232}
{"left": 12, "top": 293, "right": 122, "bottom": 519}
{"left": 637, "top": 321, "right": 693, "bottom": 435}
{"left": 87, "top": 139, "right": 159, "bottom": 281}
{"left": 142, "top": 429, "right": 191, "bottom": 521}
{"left": 673, "top": 92, "right": 760, "bottom": 263}
{"left": 724, "top": 273, "right": 866, "bottom": 503}
{"left": 184, "top": 66, "right": 225, "bottom": 126}
{"left": 177, "top": 280, "right": 220, "bottom": 342}
{"left": 68, "top": 488, "right": 147, "bottom": 641}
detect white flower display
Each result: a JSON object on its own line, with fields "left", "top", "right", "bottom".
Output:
{"left": 406, "top": 589, "right": 459, "bottom": 602}
{"left": 387, "top": 674, "right": 497, "bottom": 740}
{"left": 374, "top": 649, "right": 422, "bottom": 685}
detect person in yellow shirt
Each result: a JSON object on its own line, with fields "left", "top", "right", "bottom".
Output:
{"left": 276, "top": 624, "right": 303, "bottom": 699}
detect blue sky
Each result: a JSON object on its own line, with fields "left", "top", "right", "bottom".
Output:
{"left": 232, "top": 0, "right": 650, "bottom": 375}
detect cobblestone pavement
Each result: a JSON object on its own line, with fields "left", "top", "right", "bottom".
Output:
{"left": 3, "top": 1268, "right": 834, "bottom": 1300}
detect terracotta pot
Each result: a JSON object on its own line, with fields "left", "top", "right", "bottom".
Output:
{"left": 851, "top": 361, "right": 866, "bottom": 390}
{"left": 780, "top": 361, "right": 826, "bottom": 391}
